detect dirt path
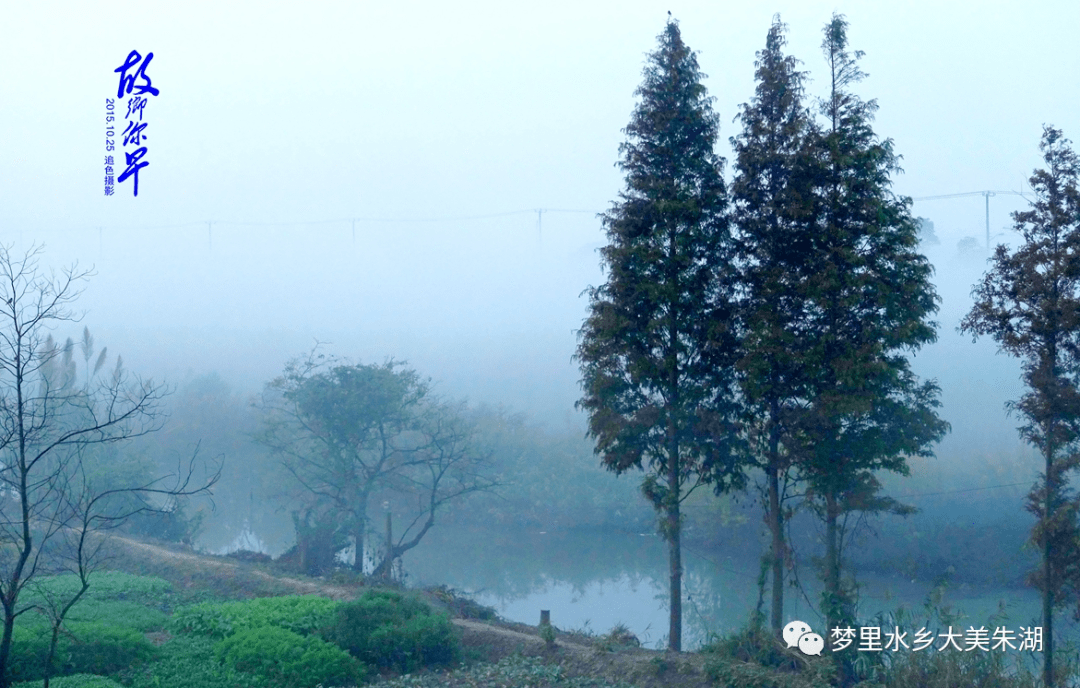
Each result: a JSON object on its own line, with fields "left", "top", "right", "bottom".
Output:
{"left": 105, "top": 534, "right": 715, "bottom": 688}
{"left": 109, "top": 534, "right": 358, "bottom": 599}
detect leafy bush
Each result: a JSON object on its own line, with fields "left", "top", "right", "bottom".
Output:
{"left": 170, "top": 595, "right": 339, "bottom": 639}
{"left": 6, "top": 622, "right": 156, "bottom": 683}
{"left": 700, "top": 619, "right": 836, "bottom": 688}
{"left": 319, "top": 590, "right": 459, "bottom": 673}
{"left": 23, "top": 572, "right": 172, "bottom": 604}
{"left": 122, "top": 636, "right": 269, "bottom": 688}
{"left": 62, "top": 600, "right": 168, "bottom": 632}
{"left": 12, "top": 674, "right": 126, "bottom": 688}
{"left": 215, "top": 626, "right": 367, "bottom": 688}
{"left": 701, "top": 622, "right": 802, "bottom": 671}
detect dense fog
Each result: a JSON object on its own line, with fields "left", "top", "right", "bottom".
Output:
{"left": 2, "top": 0, "right": 1079, "bottom": 655}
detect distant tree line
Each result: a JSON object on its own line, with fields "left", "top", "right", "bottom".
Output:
{"left": 576, "top": 12, "right": 1080, "bottom": 687}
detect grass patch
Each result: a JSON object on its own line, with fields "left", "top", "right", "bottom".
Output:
{"left": 12, "top": 675, "right": 126, "bottom": 688}
{"left": 376, "top": 655, "right": 637, "bottom": 688}
{"left": 170, "top": 595, "right": 339, "bottom": 640}
{"left": 121, "top": 635, "right": 270, "bottom": 688}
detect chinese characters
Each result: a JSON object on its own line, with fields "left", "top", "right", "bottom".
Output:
{"left": 107, "top": 50, "right": 160, "bottom": 197}
{"left": 829, "top": 624, "right": 1043, "bottom": 653}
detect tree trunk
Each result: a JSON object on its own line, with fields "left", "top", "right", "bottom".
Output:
{"left": 825, "top": 492, "right": 839, "bottom": 635}
{"left": 1044, "top": 434, "right": 1055, "bottom": 688}
{"left": 352, "top": 521, "right": 365, "bottom": 574}
{"left": 825, "top": 490, "right": 842, "bottom": 652}
{"left": 667, "top": 440, "right": 682, "bottom": 652}
{"left": 767, "top": 414, "right": 783, "bottom": 635}
{"left": 43, "top": 624, "right": 61, "bottom": 688}
{"left": 383, "top": 512, "right": 393, "bottom": 582}
{"left": 824, "top": 492, "right": 855, "bottom": 686}
{"left": 0, "top": 609, "right": 14, "bottom": 688}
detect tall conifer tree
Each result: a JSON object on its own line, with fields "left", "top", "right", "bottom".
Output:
{"left": 798, "top": 13, "right": 948, "bottom": 650}
{"left": 729, "top": 15, "right": 817, "bottom": 635}
{"left": 961, "top": 126, "right": 1080, "bottom": 688}
{"left": 576, "top": 18, "right": 744, "bottom": 652}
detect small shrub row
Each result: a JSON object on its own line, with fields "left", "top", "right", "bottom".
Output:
{"left": 170, "top": 595, "right": 338, "bottom": 639}
{"left": 319, "top": 590, "right": 459, "bottom": 674}
{"left": 23, "top": 572, "right": 172, "bottom": 604}
{"left": 168, "top": 588, "right": 460, "bottom": 683}
{"left": 121, "top": 635, "right": 269, "bottom": 688}
{"left": 62, "top": 600, "right": 168, "bottom": 632}
{"left": 6, "top": 622, "right": 156, "bottom": 684}
{"left": 215, "top": 626, "right": 368, "bottom": 688}
{"left": 12, "top": 674, "right": 126, "bottom": 688}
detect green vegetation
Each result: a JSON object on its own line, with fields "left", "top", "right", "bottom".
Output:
{"left": 376, "top": 655, "right": 637, "bottom": 688}
{"left": 3, "top": 570, "right": 471, "bottom": 687}
{"left": 170, "top": 595, "right": 338, "bottom": 639}
{"left": 5, "top": 623, "right": 156, "bottom": 684}
{"left": 122, "top": 636, "right": 269, "bottom": 688}
{"left": 12, "top": 676, "right": 126, "bottom": 688}
{"left": 0, "top": 545, "right": 1073, "bottom": 688}
{"left": 214, "top": 626, "right": 367, "bottom": 688}
{"left": 320, "top": 590, "right": 460, "bottom": 673}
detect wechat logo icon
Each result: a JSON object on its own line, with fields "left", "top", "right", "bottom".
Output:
{"left": 783, "top": 620, "right": 824, "bottom": 656}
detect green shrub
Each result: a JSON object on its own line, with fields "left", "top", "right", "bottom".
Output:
{"left": 700, "top": 621, "right": 836, "bottom": 688}
{"left": 214, "top": 626, "right": 367, "bottom": 688}
{"left": 12, "top": 674, "right": 126, "bottom": 688}
{"left": 24, "top": 573, "right": 172, "bottom": 604}
{"left": 122, "top": 636, "right": 269, "bottom": 688}
{"left": 170, "top": 595, "right": 339, "bottom": 640}
{"left": 6, "top": 622, "right": 156, "bottom": 683}
{"left": 63, "top": 600, "right": 168, "bottom": 632}
{"left": 320, "top": 590, "right": 459, "bottom": 673}
{"left": 65, "top": 623, "right": 158, "bottom": 677}
{"left": 701, "top": 623, "right": 801, "bottom": 671}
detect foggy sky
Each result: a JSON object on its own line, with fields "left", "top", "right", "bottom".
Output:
{"left": 1, "top": 1, "right": 1077, "bottom": 471}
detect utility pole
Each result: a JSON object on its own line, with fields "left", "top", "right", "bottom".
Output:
{"left": 912, "top": 189, "right": 1028, "bottom": 249}
{"left": 536, "top": 208, "right": 545, "bottom": 243}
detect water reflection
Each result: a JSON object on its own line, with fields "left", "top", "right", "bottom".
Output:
{"left": 197, "top": 513, "right": 1062, "bottom": 652}
{"left": 402, "top": 526, "right": 1054, "bottom": 651}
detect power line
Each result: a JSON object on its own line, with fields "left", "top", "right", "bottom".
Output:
{"left": 911, "top": 189, "right": 1035, "bottom": 248}
{"left": 18, "top": 209, "right": 602, "bottom": 238}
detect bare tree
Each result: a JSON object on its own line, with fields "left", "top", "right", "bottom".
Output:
{"left": 370, "top": 398, "right": 496, "bottom": 580}
{"left": 0, "top": 245, "right": 219, "bottom": 688}
{"left": 255, "top": 350, "right": 496, "bottom": 577}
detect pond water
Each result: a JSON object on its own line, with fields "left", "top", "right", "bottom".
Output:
{"left": 200, "top": 515, "right": 1069, "bottom": 653}
{"left": 398, "top": 525, "right": 1058, "bottom": 651}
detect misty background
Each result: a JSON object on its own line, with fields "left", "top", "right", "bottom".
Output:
{"left": 2, "top": 0, "right": 1078, "bottom": 647}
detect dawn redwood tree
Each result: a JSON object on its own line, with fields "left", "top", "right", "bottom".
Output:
{"left": 796, "top": 14, "right": 948, "bottom": 650}
{"left": 961, "top": 126, "right": 1080, "bottom": 688}
{"left": 0, "top": 245, "right": 218, "bottom": 688}
{"left": 576, "top": 18, "right": 745, "bottom": 652}
{"left": 729, "top": 15, "right": 818, "bottom": 635}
